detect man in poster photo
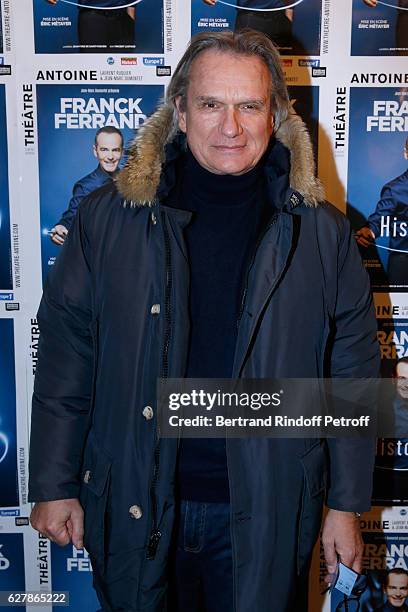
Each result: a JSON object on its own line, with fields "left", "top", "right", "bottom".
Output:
{"left": 394, "top": 357, "right": 408, "bottom": 437}
{"left": 355, "top": 137, "right": 408, "bottom": 287}
{"left": 376, "top": 569, "right": 408, "bottom": 610}
{"left": 50, "top": 126, "right": 124, "bottom": 246}
{"left": 362, "top": 0, "right": 408, "bottom": 55}
{"left": 29, "top": 30, "right": 379, "bottom": 611}
{"left": 45, "top": 0, "right": 136, "bottom": 53}
{"left": 202, "top": 0, "right": 294, "bottom": 49}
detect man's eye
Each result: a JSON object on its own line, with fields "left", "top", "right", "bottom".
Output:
{"left": 202, "top": 102, "right": 218, "bottom": 109}
{"left": 241, "top": 104, "right": 259, "bottom": 111}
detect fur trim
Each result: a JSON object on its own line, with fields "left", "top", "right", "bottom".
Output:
{"left": 117, "top": 103, "right": 325, "bottom": 207}
{"left": 275, "top": 111, "right": 325, "bottom": 207}
{"left": 116, "top": 104, "right": 176, "bottom": 206}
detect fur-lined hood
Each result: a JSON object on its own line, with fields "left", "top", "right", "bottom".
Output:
{"left": 116, "top": 103, "right": 325, "bottom": 207}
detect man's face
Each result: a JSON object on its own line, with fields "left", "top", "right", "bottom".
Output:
{"left": 395, "top": 362, "right": 408, "bottom": 400}
{"left": 175, "top": 50, "right": 274, "bottom": 176}
{"left": 385, "top": 573, "right": 408, "bottom": 607}
{"left": 93, "top": 132, "right": 123, "bottom": 173}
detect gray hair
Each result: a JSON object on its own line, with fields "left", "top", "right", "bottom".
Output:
{"left": 166, "top": 30, "right": 290, "bottom": 132}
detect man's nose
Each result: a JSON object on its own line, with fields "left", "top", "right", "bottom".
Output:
{"left": 220, "top": 107, "right": 243, "bottom": 138}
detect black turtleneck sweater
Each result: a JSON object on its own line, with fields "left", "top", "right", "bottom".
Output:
{"left": 176, "top": 150, "right": 268, "bottom": 502}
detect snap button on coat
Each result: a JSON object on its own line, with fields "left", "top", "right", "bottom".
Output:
{"left": 129, "top": 505, "right": 143, "bottom": 520}
{"left": 151, "top": 304, "right": 160, "bottom": 315}
{"left": 83, "top": 470, "right": 91, "bottom": 484}
{"left": 142, "top": 406, "right": 154, "bottom": 420}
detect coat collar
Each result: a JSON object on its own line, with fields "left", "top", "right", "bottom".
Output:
{"left": 116, "top": 102, "right": 325, "bottom": 208}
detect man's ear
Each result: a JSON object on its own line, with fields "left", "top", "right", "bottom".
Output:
{"left": 174, "top": 96, "right": 187, "bottom": 134}
{"left": 93, "top": 144, "right": 98, "bottom": 159}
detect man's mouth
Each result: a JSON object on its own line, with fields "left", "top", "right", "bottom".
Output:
{"left": 213, "top": 145, "right": 246, "bottom": 152}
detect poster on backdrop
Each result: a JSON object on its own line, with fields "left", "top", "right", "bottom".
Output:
{"left": 331, "top": 507, "right": 408, "bottom": 610}
{"left": 372, "top": 302, "right": 408, "bottom": 505}
{"left": 36, "top": 83, "right": 163, "bottom": 279}
{"left": 0, "top": 534, "right": 25, "bottom": 612}
{"left": 0, "top": 84, "right": 11, "bottom": 293}
{"left": 51, "top": 544, "right": 99, "bottom": 611}
{"left": 0, "top": 319, "right": 18, "bottom": 510}
{"left": 348, "top": 86, "right": 408, "bottom": 292}
{"left": 32, "top": 0, "right": 164, "bottom": 54}
{"left": 351, "top": 0, "right": 408, "bottom": 56}
{"left": 191, "top": 0, "right": 323, "bottom": 56}
{"left": 288, "top": 85, "right": 319, "bottom": 159}
{"left": 331, "top": 536, "right": 408, "bottom": 610}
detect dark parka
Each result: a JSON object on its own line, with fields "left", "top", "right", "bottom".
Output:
{"left": 29, "top": 106, "right": 380, "bottom": 612}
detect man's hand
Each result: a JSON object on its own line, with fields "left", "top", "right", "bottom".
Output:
{"left": 355, "top": 226, "right": 375, "bottom": 247}
{"left": 50, "top": 224, "right": 68, "bottom": 246}
{"left": 202, "top": 0, "right": 216, "bottom": 5}
{"left": 322, "top": 509, "right": 363, "bottom": 582}
{"left": 363, "top": 0, "right": 378, "bottom": 6}
{"left": 30, "top": 499, "right": 84, "bottom": 549}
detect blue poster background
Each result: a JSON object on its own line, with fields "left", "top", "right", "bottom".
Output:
{"left": 37, "top": 84, "right": 163, "bottom": 279}
{"left": 32, "top": 0, "right": 163, "bottom": 54}
{"left": 0, "top": 319, "right": 19, "bottom": 509}
{"left": 0, "top": 85, "right": 11, "bottom": 291}
{"left": 51, "top": 544, "right": 99, "bottom": 611}
{"left": 347, "top": 86, "right": 408, "bottom": 290}
{"left": 0, "top": 534, "right": 25, "bottom": 612}
{"left": 191, "top": 0, "right": 322, "bottom": 55}
{"left": 351, "top": 0, "right": 406, "bottom": 56}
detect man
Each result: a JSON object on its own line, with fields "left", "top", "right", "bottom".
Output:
{"left": 45, "top": 0, "right": 136, "bottom": 53}
{"left": 50, "top": 126, "right": 124, "bottom": 246}
{"left": 355, "top": 137, "right": 408, "bottom": 287}
{"left": 376, "top": 569, "right": 408, "bottom": 610}
{"left": 202, "top": 0, "right": 294, "bottom": 49}
{"left": 362, "top": 0, "right": 408, "bottom": 55}
{"left": 29, "top": 31, "right": 379, "bottom": 611}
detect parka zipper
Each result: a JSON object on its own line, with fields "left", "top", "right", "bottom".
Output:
{"left": 146, "top": 210, "right": 173, "bottom": 560}
{"left": 237, "top": 215, "right": 278, "bottom": 325}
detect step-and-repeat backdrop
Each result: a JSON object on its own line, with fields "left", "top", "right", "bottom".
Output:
{"left": 0, "top": 1, "right": 407, "bottom": 610}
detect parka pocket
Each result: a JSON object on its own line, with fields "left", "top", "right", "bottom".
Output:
{"left": 79, "top": 433, "right": 112, "bottom": 576}
{"left": 297, "top": 443, "right": 328, "bottom": 575}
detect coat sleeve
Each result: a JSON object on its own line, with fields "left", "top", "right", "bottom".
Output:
{"left": 325, "top": 216, "right": 380, "bottom": 513}
{"left": 56, "top": 179, "right": 91, "bottom": 231}
{"left": 28, "top": 203, "right": 95, "bottom": 502}
{"left": 366, "top": 185, "right": 395, "bottom": 238}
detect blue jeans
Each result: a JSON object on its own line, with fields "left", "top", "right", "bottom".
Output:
{"left": 169, "top": 500, "right": 234, "bottom": 612}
